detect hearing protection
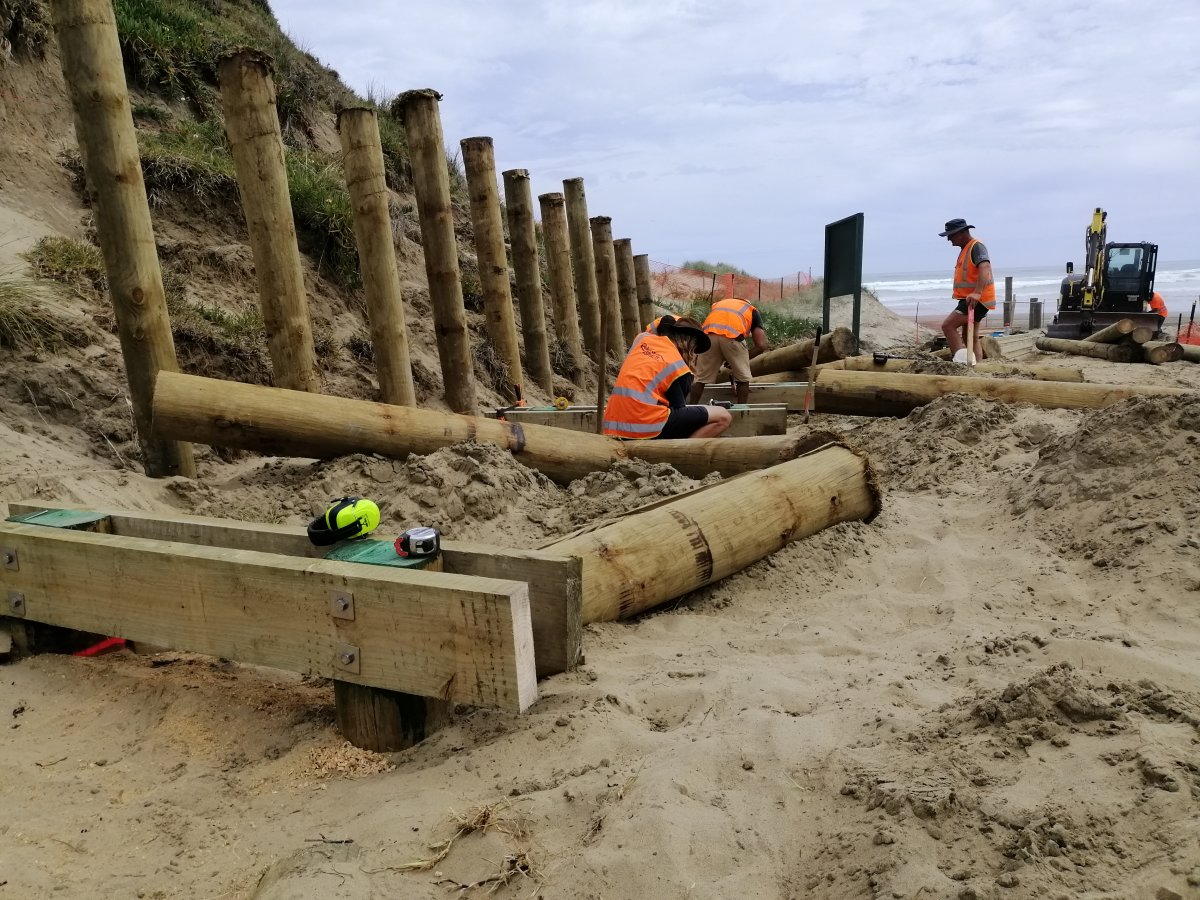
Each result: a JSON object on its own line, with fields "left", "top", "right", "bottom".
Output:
{"left": 306, "top": 497, "right": 381, "bottom": 546}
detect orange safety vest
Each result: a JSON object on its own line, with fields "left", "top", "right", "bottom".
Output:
{"left": 702, "top": 298, "right": 755, "bottom": 338}
{"left": 645, "top": 316, "right": 664, "bottom": 335}
{"left": 1150, "top": 292, "right": 1168, "bottom": 317}
{"left": 952, "top": 239, "right": 996, "bottom": 309}
{"left": 602, "top": 332, "right": 689, "bottom": 439}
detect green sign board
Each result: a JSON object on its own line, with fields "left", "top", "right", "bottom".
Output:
{"left": 822, "top": 212, "right": 865, "bottom": 342}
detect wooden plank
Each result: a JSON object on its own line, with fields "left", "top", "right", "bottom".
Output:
{"left": 700, "top": 382, "right": 809, "bottom": 411}
{"left": 7, "top": 502, "right": 580, "bottom": 678}
{"left": 0, "top": 521, "right": 536, "bottom": 712}
{"left": 496, "top": 404, "right": 786, "bottom": 437}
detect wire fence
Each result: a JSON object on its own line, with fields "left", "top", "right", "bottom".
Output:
{"left": 647, "top": 260, "right": 815, "bottom": 304}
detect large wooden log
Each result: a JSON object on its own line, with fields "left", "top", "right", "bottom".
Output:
{"left": 614, "top": 239, "right": 641, "bottom": 350}
{"left": 1082, "top": 319, "right": 1136, "bottom": 343}
{"left": 830, "top": 356, "right": 1086, "bottom": 382}
{"left": 633, "top": 254, "right": 655, "bottom": 330}
{"left": 544, "top": 445, "right": 880, "bottom": 622}
{"left": 812, "top": 369, "right": 1189, "bottom": 417}
{"left": 749, "top": 326, "right": 857, "bottom": 376}
{"left": 538, "top": 192, "right": 586, "bottom": 386}
{"left": 0, "top": 521, "right": 536, "bottom": 712}
{"left": 503, "top": 169, "right": 554, "bottom": 395}
{"left": 50, "top": 0, "right": 195, "bottom": 477}
{"left": 564, "top": 178, "right": 603, "bottom": 364}
{"left": 1142, "top": 341, "right": 1185, "bottom": 365}
{"left": 1035, "top": 336, "right": 1142, "bottom": 363}
{"left": 1179, "top": 343, "right": 1200, "bottom": 364}
{"left": 152, "top": 371, "right": 828, "bottom": 484}
{"left": 217, "top": 51, "right": 319, "bottom": 394}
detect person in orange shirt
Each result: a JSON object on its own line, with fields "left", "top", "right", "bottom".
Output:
{"left": 939, "top": 218, "right": 996, "bottom": 362}
{"left": 603, "top": 316, "right": 731, "bottom": 440}
{"left": 1149, "top": 292, "right": 1168, "bottom": 330}
{"left": 686, "top": 297, "right": 768, "bottom": 404}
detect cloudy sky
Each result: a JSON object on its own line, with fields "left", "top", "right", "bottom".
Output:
{"left": 272, "top": 0, "right": 1200, "bottom": 277}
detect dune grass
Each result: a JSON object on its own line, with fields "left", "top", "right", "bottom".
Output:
{"left": 0, "top": 276, "right": 88, "bottom": 349}
{"left": 23, "top": 236, "right": 108, "bottom": 296}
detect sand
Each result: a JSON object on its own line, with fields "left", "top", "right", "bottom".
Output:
{"left": 4, "top": 40, "right": 1200, "bottom": 900}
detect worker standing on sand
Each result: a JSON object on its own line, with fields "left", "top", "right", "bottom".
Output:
{"left": 603, "top": 316, "right": 732, "bottom": 439}
{"left": 686, "top": 297, "right": 769, "bottom": 405}
{"left": 939, "top": 218, "right": 996, "bottom": 361}
{"left": 1149, "top": 291, "right": 1169, "bottom": 331}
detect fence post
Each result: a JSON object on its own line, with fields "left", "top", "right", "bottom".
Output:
{"left": 538, "top": 192, "right": 586, "bottom": 386}
{"left": 590, "top": 217, "right": 624, "bottom": 355}
{"left": 633, "top": 254, "right": 654, "bottom": 330}
{"left": 392, "top": 89, "right": 477, "bottom": 414}
{"left": 563, "top": 178, "right": 603, "bottom": 368}
{"left": 614, "top": 239, "right": 640, "bottom": 350}
{"left": 337, "top": 107, "right": 417, "bottom": 407}
{"left": 50, "top": 0, "right": 195, "bottom": 477}
{"left": 1028, "top": 298, "right": 1042, "bottom": 330}
{"left": 502, "top": 168, "right": 553, "bottom": 395}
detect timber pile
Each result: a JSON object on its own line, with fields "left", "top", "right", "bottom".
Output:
{"left": 1082, "top": 319, "right": 1153, "bottom": 345}
{"left": 1035, "top": 336, "right": 1185, "bottom": 365}
{"left": 544, "top": 444, "right": 880, "bottom": 622}
{"left": 152, "top": 372, "right": 833, "bottom": 484}
{"left": 824, "top": 356, "right": 1085, "bottom": 383}
{"left": 1141, "top": 341, "right": 1185, "bottom": 365}
{"left": 812, "top": 369, "right": 1190, "bottom": 417}
{"left": 749, "top": 326, "right": 858, "bottom": 377}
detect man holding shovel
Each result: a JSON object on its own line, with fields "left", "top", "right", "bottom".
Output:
{"left": 939, "top": 218, "right": 995, "bottom": 363}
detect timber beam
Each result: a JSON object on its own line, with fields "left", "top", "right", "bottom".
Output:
{"left": 492, "top": 404, "right": 788, "bottom": 437}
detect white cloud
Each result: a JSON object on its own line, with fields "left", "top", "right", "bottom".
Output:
{"left": 273, "top": 0, "right": 1200, "bottom": 274}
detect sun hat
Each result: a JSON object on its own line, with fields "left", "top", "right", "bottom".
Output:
{"left": 938, "top": 218, "right": 974, "bottom": 237}
{"left": 657, "top": 315, "right": 711, "bottom": 354}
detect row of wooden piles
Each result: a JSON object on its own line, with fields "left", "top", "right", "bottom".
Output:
{"left": 1035, "top": 319, "right": 1197, "bottom": 365}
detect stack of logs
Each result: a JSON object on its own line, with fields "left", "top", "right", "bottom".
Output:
{"left": 1035, "top": 320, "right": 1192, "bottom": 365}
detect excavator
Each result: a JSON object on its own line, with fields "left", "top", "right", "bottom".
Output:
{"left": 1047, "top": 208, "right": 1161, "bottom": 339}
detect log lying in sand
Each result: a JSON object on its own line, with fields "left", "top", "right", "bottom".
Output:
{"left": 1035, "top": 336, "right": 1143, "bottom": 363}
{"left": 1179, "top": 343, "right": 1200, "bottom": 364}
{"left": 825, "top": 356, "right": 1085, "bottom": 382}
{"left": 1141, "top": 341, "right": 1185, "bottom": 365}
{"left": 749, "top": 326, "right": 858, "bottom": 377}
{"left": 152, "top": 372, "right": 830, "bottom": 484}
{"left": 812, "top": 369, "right": 1189, "bottom": 417}
{"left": 1082, "top": 319, "right": 1135, "bottom": 343}
{"left": 544, "top": 444, "right": 881, "bottom": 622}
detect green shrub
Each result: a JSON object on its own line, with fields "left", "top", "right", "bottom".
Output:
{"left": 136, "top": 120, "right": 238, "bottom": 204}
{"left": 1, "top": 0, "right": 50, "bottom": 62}
{"left": 132, "top": 100, "right": 171, "bottom": 123}
{"left": 679, "top": 259, "right": 753, "bottom": 277}
{"left": 286, "top": 150, "right": 358, "bottom": 286}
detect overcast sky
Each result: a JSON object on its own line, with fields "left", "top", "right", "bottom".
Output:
{"left": 272, "top": 0, "right": 1200, "bottom": 277}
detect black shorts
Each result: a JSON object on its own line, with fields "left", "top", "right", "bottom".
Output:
{"left": 655, "top": 405, "right": 710, "bottom": 439}
{"left": 953, "top": 300, "right": 990, "bottom": 321}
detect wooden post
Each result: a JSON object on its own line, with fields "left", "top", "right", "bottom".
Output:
{"left": 1035, "top": 336, "right": 1143, "bottom": 363}
{"left": 503, "top": 169, "right": 553, "bottom": 395}
{"left": 1082, "top": 319, "right": 1137, "bottom": 343}
{"left": 538, "top": 192, "right": 586, "bottom": 386}
{"left": 829, "top": 356, "right": 1086, "bottom": 383}
{"left": 749, "top": 327, "right": 858, "bottom": 376}
{"left": 633, "top": 253, "right": 654, "bottom": 330}
{"left": 1029, "top": 298, "right": 1042, "bottom": 330}
{"left": 1141, "top": 341, "right": 1185, "bottom": 365}
{"left": 217, "top": 50, "right": 319, "bottom": 394}
{"left": 334, "top": 682, "right": 451, "bottom": 752}
{"left": 49, "top": 0, "right": 195, "bottom": 478}
{"left": 460, "top": 137, "right": 524, "bottom": 400}
{"left": 545, "top": 445, "right": 880, "bottom": 622}
{"left": 590, "top": 216, "right": 625, "bottom": 354}
{"left": 392, "top": 90, "right": 477, "bottom": 414}
{"left": 337, "top": 108, "right": 416, "bottom": 406}
{"left": 614, "top": 239, "right": 641, "bottom": 348}
{"left": 563, "top": 178, "right": 603, "bottom": 364}
{"left": 152, "top": 371, "right": 834, "bottom": 484}
{"left": 1004, "top": 275, "right": 1014, "bottom": 326}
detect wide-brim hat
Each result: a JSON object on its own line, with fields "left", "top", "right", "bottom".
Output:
{"left": 658, "top": 315, "right": 711, "bottom": 354}
{"left": 938, "top": 218, "right": 973, "bottom": 237}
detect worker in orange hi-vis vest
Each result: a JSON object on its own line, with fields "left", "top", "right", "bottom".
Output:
{"left": 645, "top": 315, "right": 664, "bottom": 335}
{"left": 1149, "top": 291, "right": 1168, "bottom": 330}
{"left": 686, "top": 297, "right": 768, "bottom": 405}
{"left": 938, "top": 218, "right": 996, "bottom": 362}
{"left": 603, "top": 316, "right": 732, "bottom": 440}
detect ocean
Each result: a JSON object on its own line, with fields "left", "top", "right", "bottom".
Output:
{"left": 865, "top": 260, "right": 1200, "bottom": 326}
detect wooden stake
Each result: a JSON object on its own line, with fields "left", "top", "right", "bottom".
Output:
{"left": 595, "top": 295, "right": 608, "bottom": 434}
{"left": 614, "top": 239, "right": 641, "bottom": 348}
{"left": 590, "top": 216, "right": 625, "bottom": 354}
{"left": 502, "top": 169, "right": 553, "bottom": 395}
{"left": 337, "top": 108, "right": 416, "bottom": 406}
{"left": 633, "top": 253, "right": 654, "bottom": 330}
{"left": 545, "top": 444, "right": 880, "bottom": 622}
{"left": 217, "top": 50, "right": 319, "bottom": 394}
{"left": 49, "top": 0, "right": 195, "bottom": 478}
{"left": 563, "top": 178, "right": 603, "bottom": 365}
{"left": 392, "top": 90, "right": 477, "bottom": 414}
{"left": 152, "top": 371, "right": 832, "bottom": 484}
{"left": 538, "top": 192, "right": 586, "bottom": 386}
{"left": 460, "top": 137, "right": 524, "bottom": 401}
{"left": 750, "top": 327, "right": 857, "bottom": 376}
{"left": 1035, "top": 336, "right": 1142, "bottom": 363}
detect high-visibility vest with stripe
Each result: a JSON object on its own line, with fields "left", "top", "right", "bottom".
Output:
{"left": 952, "top": 239, "right": 996, "bottom": 309}
{"left": 702, "top": 298, "right": 755, "bottom": 338}
{"left": 602, "top": 333, "right": 689, "bottom": 439}
{"left": 1150, "top": 292, "right": 1168, "bottom": 317}
{"left": 645, "top": 316, "right": 664, "bottom": 334}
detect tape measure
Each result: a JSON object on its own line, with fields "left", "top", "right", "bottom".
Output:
{"left": 553, "top": 396, "right": 570, "bottom": 410}
{"left": 394, "top": 526, "right": 441, "bottom": 558}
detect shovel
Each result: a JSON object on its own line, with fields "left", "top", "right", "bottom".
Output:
{"left": 802, "top": 326, "right": 822, "bottom": 424}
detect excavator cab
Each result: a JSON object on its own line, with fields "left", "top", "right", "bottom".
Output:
{"left": 1049, "top": 208, "right": 1161, "bottom": 338}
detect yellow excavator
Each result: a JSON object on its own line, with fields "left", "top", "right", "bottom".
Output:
{"left": 1048, "top": 208, "right": 1162, "bottom": 339}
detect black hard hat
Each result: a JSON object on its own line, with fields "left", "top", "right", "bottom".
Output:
{"left": 939, "top": 218, "right": 974, "bottom": 237}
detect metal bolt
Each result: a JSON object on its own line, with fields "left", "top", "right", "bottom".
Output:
{"left": 336, "top": 597, "right": 350, "bottom": 611}
{"left": 9, "top": 592, "right": 24, "bottom": 613}
{"left": 339, "top": 650, "right": 356, "bottom": 666}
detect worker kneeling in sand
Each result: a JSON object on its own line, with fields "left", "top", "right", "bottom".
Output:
{"left": 603, "top": 316, "right": 732, "bottom": 440}
{"left": 686, "top": 297, "right": 768, "bottom": 405}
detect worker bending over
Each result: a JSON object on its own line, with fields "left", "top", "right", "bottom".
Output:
{"left": 1149, "top": 291, "right": 1168, "bottom": 331}
{"left": 603, "top": 316, "right": 732, "bottom": 440}
{"left": 938, "top": 218, "right": 995, "bottom": 361}
{"left": 686, "top": 297, "right": 768, "bottom": 405}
